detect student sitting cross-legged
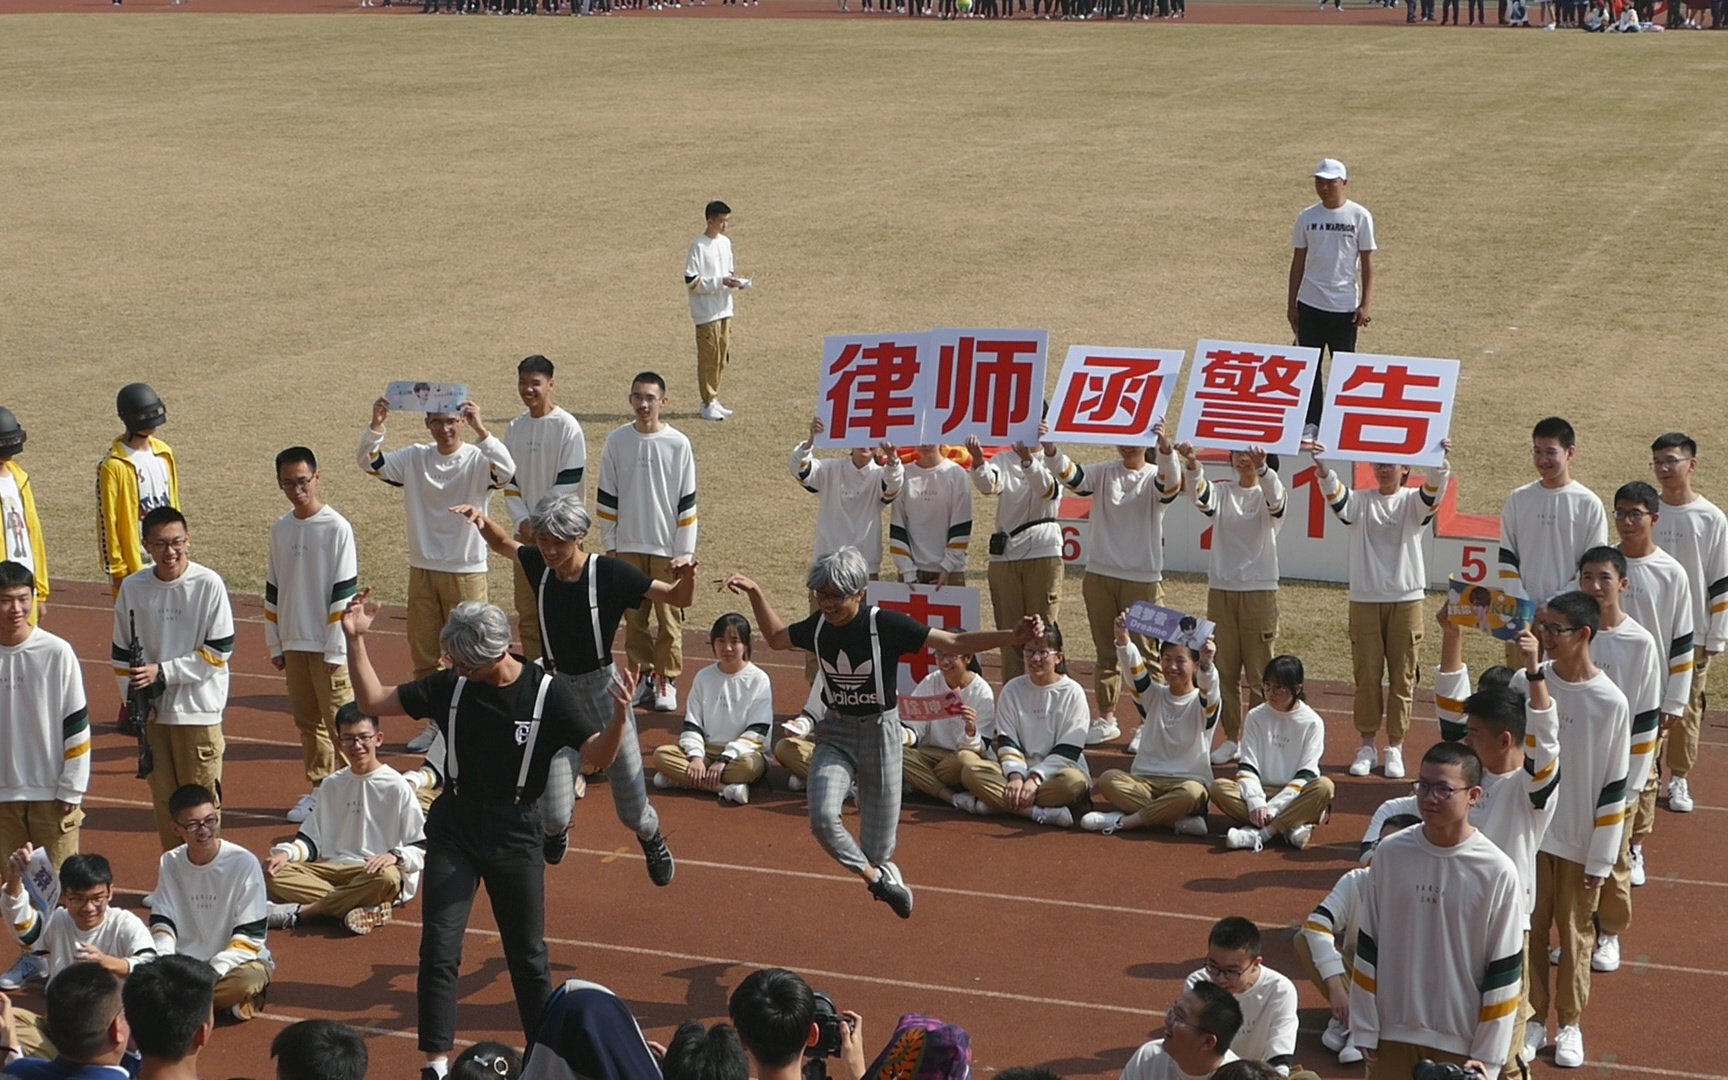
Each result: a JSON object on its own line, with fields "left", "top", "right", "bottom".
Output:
{"left": 651, "top": 614, "right": 774, "bottom": 806}
{"left": 904, "top": 636, "right": 997, "bottom": 815}
{"left": 1209, "top": 656, "right": 1334, "bottom": 852}
{"left": 957, "top": 624, "right": 1091, "bottom": 828}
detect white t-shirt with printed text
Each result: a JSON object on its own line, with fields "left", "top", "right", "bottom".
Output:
{"left": 1292, "top": 199, "right": 1376, "bottom": 313}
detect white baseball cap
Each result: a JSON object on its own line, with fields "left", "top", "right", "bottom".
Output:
{"left": 1313, "top": 158, "right": 1348, "bottom": 181}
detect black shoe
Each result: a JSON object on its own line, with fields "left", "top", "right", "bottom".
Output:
{"left": 639, "top": 831, "right": 675, "bottom": 886}
{"left": 868, "top": 861, "right": 914, "bottom": 919}
{"left": 422, "top": 1068, "right": 443, "bottom": 1080}
{"left": 543, "top": 830, "right": 569, "bottom": 865}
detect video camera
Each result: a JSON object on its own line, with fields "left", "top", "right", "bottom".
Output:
{"left": 801, "top": 991, "right": 849, "bottom": 1080}
{"left": 1414, "top": 1061, "right": 1483, "bottom": 1080}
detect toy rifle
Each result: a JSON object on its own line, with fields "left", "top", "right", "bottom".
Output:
{"left": 126, "top": 610, "right": 161, "bottom": 779}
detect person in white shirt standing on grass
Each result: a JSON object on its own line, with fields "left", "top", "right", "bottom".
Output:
{"left": 597, "top": 372, "right": 698, "bottom": 714}
{"left": 358, "top": 395, "right": 514, "bottom": 752}
{"left": 1648, "top": 432, "right": 1727, "bottom": 817}
{"left": 1497, "top": 417, "right": 1608, "bottom": 657}
{"left": 149, "top": 784, "right": 273, "bottom": 1022}
{"left": 502, "top": 355, "right": 587, "bottom": 664}
{"left": 1287, "top": 158, "right": 1375, "bottom": 443}
{"left": 686, "top": 200, "right": 746, "bottom": 423}
{"left": 967, "top": 428, "right": 1063, "bottom": 684}
{"left": 1047, "top": 425, "right": 1182, "bottom": 748}
{"left": 263, "top": 703, "right": 427, "bottom": 937}
{"left": 1312, "top": 439, "right": 1452, "bottom": 780}
{"left": 1178, "top": 442, "right": 1284, "bottom": 765}
{"left": 0, "top": 560, "right": 90, "bottom": 995}
{"left": 266, "top": 447, "right": 359, "bottom": 826}
{"left": 1119, "top": 983, "right": 1244, "bottom": 1080}
{"left": 112, "top": 509, "right": 235, "bottom": 853}
{"left": 1349, "top": 742, "right": 1526, "bottom": 1080}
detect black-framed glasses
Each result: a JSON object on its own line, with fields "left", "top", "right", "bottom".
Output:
{"left": 175, "top": 814, "right": 219, "bottom": 834}
{"left": 278, "top": 476, "right": 315, "bottom": 491}
{"left": 1613, "top": 509, "right": 1651, "bottom": 522}
{"left": 1534, "top": 621, "right": 1582, "bottom": 637}
{"left": 1203, "top": 957, "right": 1254, "bottom": 980}
{"left": 337, "top": 732, "right": 379, "bottom": 747}
{"left": 1416, "top": 780, "right": 1467, "bottom": 800}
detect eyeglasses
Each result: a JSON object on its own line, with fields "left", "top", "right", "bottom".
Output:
{"left": 1531, "top": 449, "right": 1566, "bottom": 461}
{"left": 278, "top": 476, "right": 315, "bottom": 491}
{"left": 1203, "top": 958, "right": 1254, "bottom": 980}
{"left": 1613, "top": 509, "right": 1651, "bottom": 522}
{"left": 175, "top": 814, "right": 219, "bottom": 834}
{"left": 1164, "top": 1005, "right": 1211, "bottom": 1037}
{"left": 337, "top": 732, "right": 379, "bottom": 746}
{"left": 63, "top": 890, "right": 111, "bottom": 909}
{"left": 813, "top": 589, "right": 850, "bottom": 604}
{"left": 1416, "top": 780, "right": 1467, "bottom": 800}
{"left": 1651, "top": 457, "right": 1691, "bottom": 471}
{"left": 146, "top": 538, "right": 189, "bottom": 552}
{"left": 1534, "top": 621, "right": 1582, "bottom": 637}
{"left": 1022, "top": 648, "right": 1056, "bottom": 659}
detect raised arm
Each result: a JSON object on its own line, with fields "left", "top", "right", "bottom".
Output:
{"left": 927, "top": 614, "right": 1044, "bottom": 658}
{"left": 646, "top": 557, "right": 700, "bottom": 609}
{"left": 340, "top": 590, "right": 406, "bottom": 717}
{"left": 719, "top": 575, "right": 793, "bottom": 650}
{"left": 450, "top": 505, "right": 523, "bottom": 561}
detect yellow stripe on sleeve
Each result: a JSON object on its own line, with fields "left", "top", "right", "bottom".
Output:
{"left": 1478, "top": 998, "right": 1520, "bottom": 1023}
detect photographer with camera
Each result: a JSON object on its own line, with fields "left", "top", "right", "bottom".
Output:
{"left": 728, "top": 968, "right": 867, "bottom": 1080}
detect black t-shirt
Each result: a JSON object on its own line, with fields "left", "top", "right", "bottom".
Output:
{"left": 398, "top": 660, "right": 602, "bottom": 802}
{"left": 517, "top": 548, "right": 653, "bottom": 675}
{"left": 788, "top": 606, "right": 931, "bottom": 717}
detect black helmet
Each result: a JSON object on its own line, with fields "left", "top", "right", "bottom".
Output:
{"left": 116, "top": 383, "right": 167, "bottom": 434}
{"left": 0, "top": 406, "right": 23, "bottom": 456}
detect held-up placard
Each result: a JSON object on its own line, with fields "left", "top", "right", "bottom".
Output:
{"left": 1174, "top": 340, "right": 1321, "bottom": 455}
{"left": 919, "top": 328, "right": 1049, "bottom": 447}
{"left": 865, "top": 581, "right": 982, "bottom": 700}
{"left": 816, "top": 333, "right": 933, "bottom": 450}
{"left": 1314, "top": 353, "right": 1459, "bottom": 468}
{"left": 1046, "top": 346, "right": 1185, "bottom": 446}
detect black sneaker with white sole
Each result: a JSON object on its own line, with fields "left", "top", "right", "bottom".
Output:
{"left": 543, "top": 830, "right": 569, "bottom": 865}
{"left": 868, "top": 861, "right": 914, "bottom": 919}
{"left": 639, "top": 831, "right": 675, "bottom": 886}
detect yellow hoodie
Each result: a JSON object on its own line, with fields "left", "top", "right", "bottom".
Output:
{"left": 1, "top": 459, "right": 49, "bottom": 611}
{"left": 97, "top": 435, "right": 180, "bottom": 592}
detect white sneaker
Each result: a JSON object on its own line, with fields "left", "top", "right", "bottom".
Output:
{"left": 0, "top": 952, "right": 45, "bottom": 991}
{"left": 407, "top": 721, "right": 438, "bottom": 754}
{"left": 1338, "top": 1031, "right": 1364, "bottom": 1064}
{"left": 1629, "top": 844, "right": 1646, "bottom": 886}
{"left": 720, "top": 783, "right": 749, "bottom": 805}
{"left": 1172, "top": 815, "right": 1209, "bottom": 837}
{"left": 652, "top": 771, "right": 671, "bottom": 789}
{"left": 1383, "top": 745, "right": 1406, "bottom": 779}
{"left": 1209, "top": 739, "right": 1240, "bottom": 765}
{"left": 714, "top": 402, "right": 734, "bottom": 418}
{"left": 1348, "top": 745, "right": 1376, "bottom": 777}
{"left": 1301, "top": 423, "right": 1320, "bottom": 444}
{"left": 1085, "top": 717, "right": 1121, "bottom": 745}
{"left": 1521, "top": 1020, "right": 1546, "bottom": 1063}
{"left": 698, "top": 401, "right": 726, "bottom": 422}
{"left": 1033, "top": 805, "right": 1073, "bottom": 828}
{"left": 1553, "top": 1023, "right": 1584, "bottom": 1067}
{"left": 786, "top": 775, "right": 806, "bottom": 792}
{"left": 1127, "top": 727, "right": 1142, "bottom": 753}
{"left": 286, "top": 792, "right": 317, "bottom": 823}
{"left": 266, "top": 902, "right": 300, "bottom": 930}
{"left": 1668, "top": 776, "right": 1695, "bottom": 812}
{"left": 1591, "top": 933, "right": 1621, "bottom": 972}
{"left": 1286, "top": 824, "right": 1315, "bottom": 849}
{"left": 652, "top": 680, "right": 678, "bottom": 712}
{"left": 1080, "top": 810, "right": 1125, "bottom": 833}
{"left": 141, "top": 892, "right": 156, "bottom": 908}
{"left": 1322, "top": 1017, "right": 1349, "bottom": 1052}
{"left": 1225, "top": 826, "right": 1266, "bottom": 852}
{"left": 952, "top": 792, "right": 993, "bottom": 815}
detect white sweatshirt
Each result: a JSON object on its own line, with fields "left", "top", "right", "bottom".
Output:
{"left": 1621, "top": 547, "right": 1696, "bottom": 717}
{"left": 1051, "top": 451, "right": 1182, "bottom": 583}
{"left": 685, "top": 232, "right": 735, "bottom": 326}
{"left": 972, "top": 452, "right": 1062, "bottom": 562}
{"left": 994, "top": 675, "right": 1091, "bottom": 783}
{"left": 906, "top": 669, "right": 996, "bottom": 754}
{"left": 1236, "top": 701, "right": 1326, "bottom": 816}
{"left": 1497, "top": 480, "right": 1608, "bottom": 602}
{"left": 890, "top": 459, "right": 972, "bottom": 576}
{"left": 790, "top": 445, "right": 903, "bottom": 568}
{"left": 1653, "top": 494, "right": 1728, "bottom": 653}
{"left": 358, "top": 429, "right": 513, "bottom": 573}
{"left": 1118, "top": 642, "right": 1218, "bottom": 785}
{"left": 264, "top": 505, "right": 358, "bottom": 666}
{"left": 1319, "top": 460, "right": 1450, "bottom": 604}
{"left": 0, "top": 627, "right": 89, "bottom": 804}
{"left": 1185, "top": 965, "right": 1299, "bottom": 1066}
{"left": 4, "top": 894, "right": 155, "bottom": 979}
{"left": 1351, "top": 829, "right": 1524, "bottom": 1076}
{"left": 504, "top": 407, "right": 587, "bottom": 527}
{"left": 1513, "top": 666, "right": 1629, "bottom": 878}
{"left": 1119, "top": 1040, "right": 1238, "bottom": 1080}
{"left": 1187, "top": 464, "right": 1285, "bottom": 591}
{"left": 1300, "top": 865, "right": 1368, "bottom": 983}
{"left": 678, "top": 663, "right": 774, "bottom": 762}
{"left": 112, "top": 563, "right": 234, "bottom": 727}
{"left": 150, "top": 840, "right": 273, "bottom": 979}
{"left": 1587, "top": 619, "right": 1662, "bottom": 807}
{"left": 270, "top": 763, "right": 428, "bottom": 901}
{"left": 596, "top": 425, "right": 698, "bottom": 560}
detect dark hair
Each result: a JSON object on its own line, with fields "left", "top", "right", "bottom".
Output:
{"left": 413, "top": 381, "right": 432, "bottom": 393}
{"left": 275, "top": 446, "right": 317, "bottom": 474}
{"left": 1031, "top": 622, "right": 1068, "bottom": 675}
{"left": 1477, "top": 665, "right": 1516, "bottom": 693}
{"left": 1546, "top": 590, "right": 1601, "bottom": 639}
{"left": 1381, "top": 812, "right": 1422, "bottom": 834}
{"left": 450, "top": 1042, "right": 522, "bottom": 1080}
{"left": 1261, "top": 656, "right": 1306, "bottom": 703}
{"left": 1651, "top": 432, "right": 1697, "bottom": 458}
{"left": 335, "top": 701, "right": 379, "bottom": 733}
{"left": 1159, "top": 638, "right": 1201, "bottom": 663}
{"left": 705, "top": 200, "right": 732, "bottom": 219}
{"left": 1531, "top": 416, "right": 1577, "bottom": 449}
{"left": 45, "top": 962, "right": 123, "bottom": 1060}
{"left": 1186, "top": 981, "right": 1245, "bottom": 1054}
{"left": 1468, "top": 586, "right": 1492, "bottom": 606}
{"left": 1211, "top": 1062, "right": 1281, "bottom": 1080}
{"left": 728, "top": 967, "right": 816, "bottom": 1069}
{"left": 1614, "top": 481, "right": 1660, "bottom": 515}
{"left": 1577, "top": 545, "right": 1627, "bottom": 580}
{"left": 59, "top": 853, "right": 114, "bottom": 894}
{"left": 1463, "top": 685, "right": 1528, "bottom": 744}
{"left": 632, "top": 371, "right": 667, "bottom": 395}
{"left": 123, "top": 954, "right": 216, "bottom": 1061}
{"left": 271, "top": 1019, "right": 367, "bottom": 1080}
{"left": 168, "top": 784, "right": 217, "bottom": 818}
{"left": 711, "top": 613, "right": 754, "bottom": 659}
{"left": 663, "top": 1020, "right": 750, "bottom": 1080}
{"left": 0, "top": 560, "right": 35, "bottom": 594}
{"left": 1207, "top": 916, "right": 1261, "bottom": 956}
{"left": 1423, "top": 740, "right": 1484, "bottom": 788}
{"left": 518, "top": 354, "right": 555, "bottom": 379}
{"left": 142, "top": 506, "right": 188, "bottom": 540}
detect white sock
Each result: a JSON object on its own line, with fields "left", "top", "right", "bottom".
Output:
{"left": 426, "top": 1058, "right": 449, "bottom": 1078}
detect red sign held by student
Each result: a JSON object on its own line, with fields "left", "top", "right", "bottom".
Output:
{"left": 1315, "top": 352, "right": 1458, "bottom": 467}
{"left": 1174, "top": 340, "right": 1322, "bottom": 455}
{"left": 816, "top": 333, "right": 932, "bottom": 449}
{"left": 925, "top": 329, "right": 1048, "bottom": 447}
{"left": 1047, "top": 346, "right": 1184, "bottom": 446}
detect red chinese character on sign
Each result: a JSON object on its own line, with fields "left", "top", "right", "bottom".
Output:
{"left": 826, "top": 340, "right": 923, "bottom": 442}
{"left": 1054, "top": 356, "right": 1167, "bottom": 437}
{"left": 1192, "top": 349, "right": 1308, "bottom": 443}
{"left": 1334, "top": 364, "right": 1443, "bottom": 457}
{"left": 878, "top": 591, "right": 964, "bottom": 685}
{"left": 934, "top": 336, "right": 1041, "bottom": 440}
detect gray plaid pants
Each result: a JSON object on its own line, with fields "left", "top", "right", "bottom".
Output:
{"left": 809, "top": 709, "right": 903, "bottom": 875}
{"left": 541, "top": 664, "right": 659, "bottom": 841}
